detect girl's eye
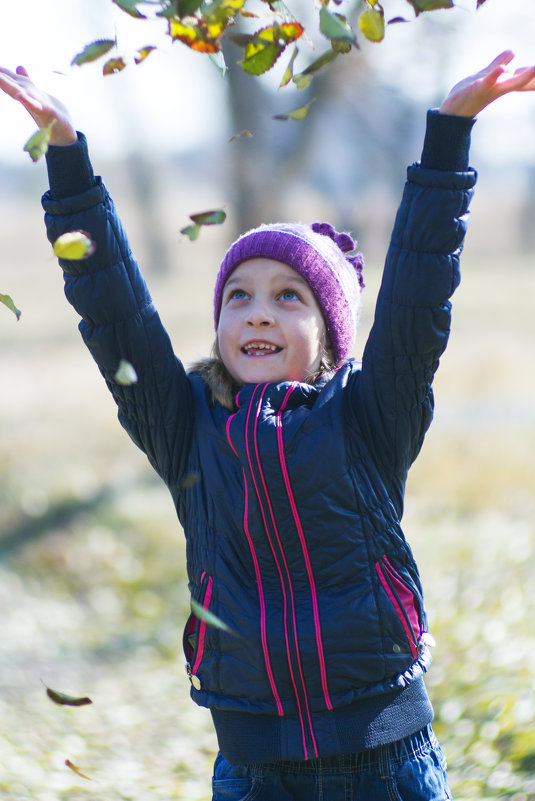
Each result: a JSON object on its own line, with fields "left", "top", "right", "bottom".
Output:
{"left": 228, "top": 288, "right": 249, "bottom": 301}
{"left": 279, "top": 289, "right": 299, "bottom": 301}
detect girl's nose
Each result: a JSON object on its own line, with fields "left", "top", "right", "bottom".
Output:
{"left": 246, "top": 300, "right": 274, "bottom": 327}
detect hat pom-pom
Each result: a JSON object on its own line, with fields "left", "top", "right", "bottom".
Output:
{"left": 311, "top": 221, "right": 364, "bottom": 289}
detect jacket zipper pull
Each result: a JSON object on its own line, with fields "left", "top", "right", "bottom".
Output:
{"left": 185, "top": 661, "right": 202, "bottom": 690}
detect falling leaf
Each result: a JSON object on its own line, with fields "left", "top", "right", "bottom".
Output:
{"left": 229, "top": 129, "right": 253, "bottom": 142}
{"left": 191, "top": 598, "right": 235, "bottom": 634}
{"left": 406, "top": 0, "right": 453, "bottom": 14}
{"left": 71, "top": 39, "right": 116, "bottom": 67}
{"left": 103, "top": 57, "right": 127, "bottom": 75}
{"left": 279, "top": 46, "right": 299, "bottom": 88}
{"left": 44, "top": 683, "right": 92, "bottom": 707}
{"left": 65, "top": 759, "right": 93, "bottom": 781}
{"left": 181, "top": 223, "right": 201, "bottom": 241}
{"left": 358, "top": 6, "right": 385, "bottom": 42}
{"left": 181, "top": 209, "right": 226, "bottom": 240}
{"left": 24, "top": 122, "right": 54, "bottom": 163}
{"left": 273, "top": 99, "right": 315, "bottom": 122}
{"left": 292, "top": 48, "right": 338, "bottom": 90}
{"left": 190, "top": 210, "right": 226, "bottom": 225}
{"left": 53, "top": 231, "right": 96, "bottom": 261}
{"left": 0, "top": 294, "right": 21, "bottom": 320}
{"left": 112, "top": 0, "right": 147, "bottom": 18}
{"left": 319, "top": 7, "right": 357, "bottom": 46}
{"left": 114, "top": 359, "right": 138, "bottom": 386}
{"left": 134, "top": 45, "right": 156, "bottom": 64}
{"left": 240, "top": 22, "right": 304, "bottom": 76}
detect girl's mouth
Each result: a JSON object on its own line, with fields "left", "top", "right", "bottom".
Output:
{"left": 241, "top": 342, "right": 282, "bottom": 356}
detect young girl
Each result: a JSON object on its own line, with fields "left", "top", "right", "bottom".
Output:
{"left": 1, "top": 51, "right": 535, "bottom": 801}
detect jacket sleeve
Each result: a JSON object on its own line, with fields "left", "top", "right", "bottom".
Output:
{"left": 41, "top": 158, "right": 194, "bottom": 487}
{"left": 346, "top": 113, "right": 477, "bottom": 488}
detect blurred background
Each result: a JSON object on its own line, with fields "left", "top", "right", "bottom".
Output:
{"left": 1, "top": 1, "right": 535, "bottom": 798}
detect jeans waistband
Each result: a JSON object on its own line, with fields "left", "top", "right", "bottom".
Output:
{"left": 248, "top": 725, "right": 437, "bottom": 776}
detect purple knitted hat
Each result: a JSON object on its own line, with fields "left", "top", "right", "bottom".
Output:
{"left": 213, "top": 222, "right": 365, "bottom": 364}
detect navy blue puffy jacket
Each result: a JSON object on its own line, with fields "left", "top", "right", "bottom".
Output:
{"left": 42, "top": 151, "right": 476, "bottom": 763}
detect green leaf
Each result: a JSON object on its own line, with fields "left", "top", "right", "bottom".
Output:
{"left": 53, "top": 231, "right": 96, "bottom": 260}
{"left": 44, "top": 683, "right": 92, "bottom": 707}
{"left": 319, "top": 7, "right": 357, "bottom": 46}
{"left": 273, "top": 99, "right": 315, "bottom": 122}
{"left": 114, "top": 359, "right": 138, "bottom": 385}
{"left": 71, "top": 39, "right": 116, "bottom": 67}
{"left": 181, "top": 223, "right": 201, "bottom": 240}
{"left": 191, "top": 598, "right": 235, "bottom": 634}
{"left": 279, "top": 46, "right": 299, "bottom": 88}
{"left": 406, "top": 0, "right": 453, "bottom": 14}
{"left": 181, "top": 209, "right": 226, "bottom": 239}
{"left": 189, "top": 209, "right": 226, "bottom": 225}
{"left": 0, "top": 294, "right": 21, "bottom": 320}
{"left": 112, "top": 0, "right": 147, "bottom": 18}
{"left": 292, "top": 47, "right": 338, "bottom": 89}
{"left": 240, "top": 22, "right": 304, "bottom": 76}
{"left": 176, "top": 0, "right": 204, "bottom": 15}
{"left": 23, "top": 122, "right": 54, "bottom": 163}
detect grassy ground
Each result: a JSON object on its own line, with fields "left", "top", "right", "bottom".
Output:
{"left": 1, "top": 172, "right": 535, "bottom": 800}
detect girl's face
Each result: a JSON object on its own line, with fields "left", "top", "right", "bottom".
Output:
{"left": 217, "top": 258, "right": 327, "bottom": 386}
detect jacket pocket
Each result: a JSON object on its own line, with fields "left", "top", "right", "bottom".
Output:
{"left": 375, "top": 555, "right": 422, "bottom": 659}
{"left": 183, "top": 571, "right": 213, "bottom": 690}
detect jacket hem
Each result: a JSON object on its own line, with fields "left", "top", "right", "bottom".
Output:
{"left": 211, "top": 675, "right": 433, "bottom": 764}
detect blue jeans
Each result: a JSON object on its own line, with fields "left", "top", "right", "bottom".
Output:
{"left": 212, "top": 725, "right": 452, "bottom": 801}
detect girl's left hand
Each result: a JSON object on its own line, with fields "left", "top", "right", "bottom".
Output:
{"left": 440, "top": 51, "right": 535, "bottom": 118}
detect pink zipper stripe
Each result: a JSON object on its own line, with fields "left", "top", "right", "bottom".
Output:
{"left": 382, "top": 557, "right": 421, "bottom": 642}
{"left": 277, "top": 385, "right": 333, "bottom": 713}
{"left": 251, "top": 387, "right": 310, "bottom": 758}
{"left": 375, "top": 561, "right": 418, "bottom": 659}
{"left": 191, "top": 574, "right": 213, "bottom": 675}
{"left": 241, "top": 468, "right": 284, "bottom": 717}
{"left": 226, "top": 412, "right": 239, "bottom": 457}
{"left": 235, "top": 385, "right": 284, "bottom": 717}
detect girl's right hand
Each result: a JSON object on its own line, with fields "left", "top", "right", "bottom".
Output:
{"left": 0, "top": 66, "right": 76, "bottom": 146}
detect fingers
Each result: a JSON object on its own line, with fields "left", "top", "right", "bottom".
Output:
{"left": 486, "top": 50, "right": 515, "bottom": 70}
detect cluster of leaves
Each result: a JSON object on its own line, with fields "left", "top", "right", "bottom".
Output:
{"left": 1, "top": 0, "right": 489, "bottom": 321}
{"left": 70, "top": 0, "right": 489, "bottom": 81}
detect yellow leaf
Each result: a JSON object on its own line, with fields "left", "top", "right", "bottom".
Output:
{"left": 24, "top": 122, "right": 54, "bottom": 162}
{"left": 134, "top": 45, "right": 156, "bottom": 64}
{"left": 53, "top": 231, "right": 96, "bottom": 261}
{"left": 358, "top": 7, "right": 385, "bottom": 42}
{"left": 273, "top": 99, "right": 315, "bottom": 121}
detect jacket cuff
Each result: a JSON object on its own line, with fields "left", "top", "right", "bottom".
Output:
{"left": 420, "top": 109, "right": 476, "bottom": 171}
{"left": 45, "top": 132, "right": 96, "bottom": 199}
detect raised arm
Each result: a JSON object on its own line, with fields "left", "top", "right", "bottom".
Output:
{"left": 0, "top": 66, "right": 195, "bottom": 492}
{"left": 349, "top": 51, "right": 535, "bottom": 509}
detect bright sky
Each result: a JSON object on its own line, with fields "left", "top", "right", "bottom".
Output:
{"left": 0, "top": 0, "right": 534, "bottom": 163}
